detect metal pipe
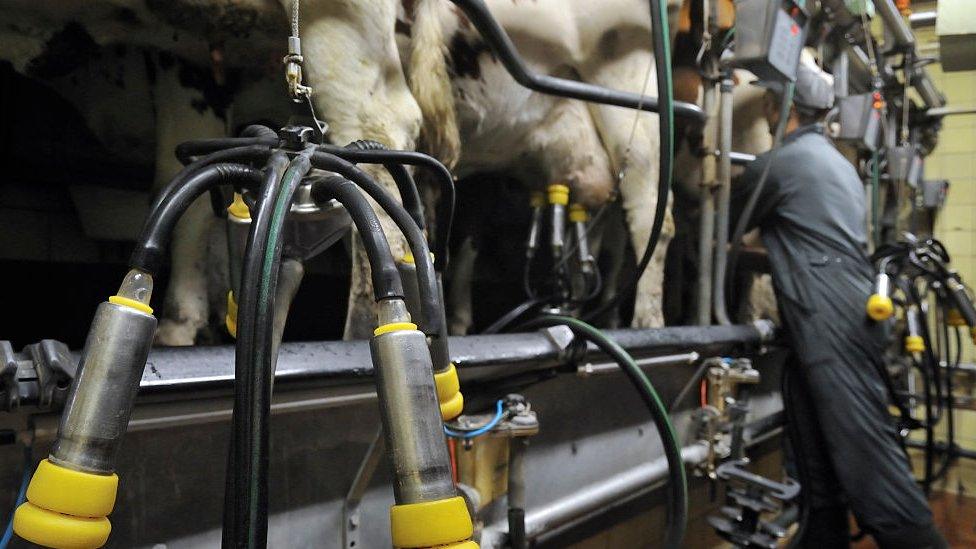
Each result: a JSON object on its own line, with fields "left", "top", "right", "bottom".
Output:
{"left": 270, "top": 258, "right": 304, "bottom": 381}
{"left": 446, "top": 0, "right": 705, "bottom": 122}
{"left": 52, "top": 302, "right": 156, "bottom": 474}
{"left": 577, "top": 352, "right": 700, "bottom": 377}
{"left": 730, "top": 151, "right": 757, "bottom": 165}
{"left": 480, "top": 443, "right": 709, "bottom": 547}
{"left": 342, "top": 429, "right": 385, "bottom": 549}
{"left": 507, "top": 438, "right": 529, "bottom": 549}
{"left": 696, "top": 193, "right": 716, "bottom": 325}
{"left": 10, "top": 323, "right": 775, "bottom": 409}
{"left": 925, "top": 105, "right": 976, "bottom": 118}
{"left": 370, "top": 314, "right": 456, "bottom": 504}
{"left": 696, "top": 77, "right": 720, "bottom": 326}
{"left": 873, "top": 0, "right": 915, "bottom": 49}
{"left": 909, "top": 11, "right": 937, "bottom": 29}
{"left": 713, "top": 77, "right": 735, "bottom": 326}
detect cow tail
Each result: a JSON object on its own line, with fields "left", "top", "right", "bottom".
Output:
{"left": 408, "top": 0, "right": 460, "bottom": 169}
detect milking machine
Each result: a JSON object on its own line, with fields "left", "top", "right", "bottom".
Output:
{"left": 868, "top": 235, "right": 976, "bottom": 494}
{"left": 4, "top": 0, "right": 961, "bottom": 547}
{"left": 9, "top": 125, "right": 477, "bottom": 549}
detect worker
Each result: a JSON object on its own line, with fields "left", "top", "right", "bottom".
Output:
{"left": 731, "top": 54, "right": 947, "bottom": 548}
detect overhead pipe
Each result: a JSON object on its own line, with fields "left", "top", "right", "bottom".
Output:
{"left": 823, "top": 0, "right": 944, "bottom": 108}
{"left": 909, "top": 11, "right": 937, "bottom": 29}
{"left": 446, "top": 0, "right": 706, "bottom": 123}
{"left": 872, "top": 0, "right": 915, "bottom": 49}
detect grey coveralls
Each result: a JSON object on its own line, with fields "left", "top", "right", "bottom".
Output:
{"left": 734, "top": 124, "right": 946, "bottom": 548}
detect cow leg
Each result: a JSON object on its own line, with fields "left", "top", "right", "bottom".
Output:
{"left": 297, "top": 0, "right": 422, "bottom": 339}
{"left": 152, "top": 58, "right": 227, "bottom": 346}
{"left": 580, "top": 49, "right": 669, "bottom": 327}
{"left": 446, "top": 236, "right": 477, "bottom": 335}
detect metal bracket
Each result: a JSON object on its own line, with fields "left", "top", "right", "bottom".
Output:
{"left": 342, "top": 428, "right": 385, "bottom": 549}
{"left": 0, "top": 341, "right": 19, "bottom": 411}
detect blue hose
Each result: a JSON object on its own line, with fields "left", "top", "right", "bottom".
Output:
{"left": 1, "top": 446, "right": 33, "bottom": 549}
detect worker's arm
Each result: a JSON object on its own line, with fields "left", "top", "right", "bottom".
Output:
{"left": 729, "top": 152, "right": 782, "bottom": 235}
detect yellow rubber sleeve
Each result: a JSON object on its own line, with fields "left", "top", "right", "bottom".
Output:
{"left": 547, "top": 184, "right": 570, "bottom": 206}
{"left": 866, "top": 294, "right": 893, "bottom": 321}
{"left": 13, "top": 503, "right": 111, "bottom": 549}
{"left": 26, "top": 459, "right": 118, "bottom": 517}
{"left": 225, "top": 291, "right": 238, "bottom": 339}
{"left": 434, "top": 364, "right": 460, "bottom": 402}
{"left": 440, "top": 392, "right": 465, "bottom": 422}
{"left": 227, "top": 192, "right": 251, "bottom": 220}
{"left": 374, "top": 322, "right": 419, "bottom": 337}
{"left": 434, "top": 364, "right": 464, "bottom": 420}
{"left": 568, "top": 203, "right": 589, "bottom": 223}
{"left": 390, "top": 496, "right": 474, "bottom": 548}
{"left": 904, "top": 335, "right": 925, "bottom": 354}
{"left": 108, "top": 295, "right": 153, "bottom": 316}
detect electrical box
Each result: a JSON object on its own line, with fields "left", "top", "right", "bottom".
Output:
{"left": 937, "top": 0, "right": 976, "bottom": 71}
{"left": 887, "top": 146, "right": 922, "bottom": 188}
{"left": 730, "top": 0, "right": 809, "bottom": 82}
{"left": 836, "top": 92, "right": 882, "bottom": 151}
{"left": 921, "top": 179, "right": 949, "bottom": 210}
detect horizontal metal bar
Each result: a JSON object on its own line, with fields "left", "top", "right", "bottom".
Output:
{"left": 730, "top": 151, "right": 757, "bottom": 165}
{"left": 909, "top": 11, "right": 937, "bottom": 28}
{"left": 480, "top": 443, "right": 710, "bottom": 547}
{"left": 905, "top": 439, "right": 976, "bottom": 461}
{"left": 122, "top": 323, "right": 773, "bottom": 398}
{"left": 576, "top": 352, "right": 700, "bottom": 377}
{"left": 926, "top": 106, "right": 976, "bottom": 118}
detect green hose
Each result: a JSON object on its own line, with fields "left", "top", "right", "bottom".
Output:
{"left": 870, "top": 149, "right": 881, "bottom": 248}
{"left": 523, "top": 315, "right": 688, "bottom": 549}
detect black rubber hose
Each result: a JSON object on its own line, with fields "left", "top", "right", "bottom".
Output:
{"left": 931, "top": 299, "right": 957, "bottom": 483}
{"left": 317, "top": 144, "right": 456, "bottom": 272}
{"left": 174, "top": 133, "right": 456, "bottom": 270}
{"left": 240, "top": 125, "right": 278, "bottom": 139}
{"left": 152, "top": 145, "right": 274, "bottom": 213}
{"left": 310, "top": 152, "right": 446, "bottom": 365}
{"left": 521, "top": 315, "right": 688, "bottom": 549}
{"left": 345, "top": 140, "right": 427, "bottom": 233}
{"left": 225, "top": 151, "right": 290, "bottom": 549}
{"left": 310, "top": 175, "right": 406, "bottom": 301}
{"left": 448, "top": 0, "right": 705, "bottom": 123}
{"left": 131, "top": 163, "right": 265, "bottom": 274}
{"left": 175, "top": 136, "right": 278, "bottom": 165}
{"left": 582, "top": 0, "right": 674, "bottom": 324}
{"left": 242, "top": 148, "right": 315, "bottom": 549}
{"left": 482, "top": 297, "right": 547, "bottom": 335}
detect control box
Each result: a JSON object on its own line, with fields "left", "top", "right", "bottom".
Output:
{"left": 836, "top": 92, "right": 882, "bottom": 151}
{"left": 887, "top": 146, "right": 922, "bottom": 188}
{"left": 730, "top": 0, "right": 809, "bottom": 82}
{"left": 921, "top": 179, "right": 949, "bottom": 210}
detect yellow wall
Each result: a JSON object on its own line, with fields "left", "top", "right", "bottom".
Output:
{"left": 928, "top": 67, "right": 976, "bottom": 366}
{"left": 910, "top": 2, "right": 976, "bottom": 493}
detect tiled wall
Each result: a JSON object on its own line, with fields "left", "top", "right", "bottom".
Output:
{"left": 915, "top": 5, "right": 976, "bottom": 363}
{"left": 926, "top": 64, "right": 976, "bottom": 364}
